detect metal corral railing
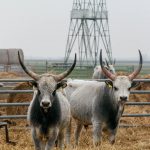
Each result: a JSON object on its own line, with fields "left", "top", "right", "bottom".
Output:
{"left": 23, "top": 60, "right": 150, "bottom": 76}
{"left": 0, "top": 79, "right": 150, "bottom": 120}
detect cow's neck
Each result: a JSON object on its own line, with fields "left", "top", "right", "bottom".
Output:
{"left": 30, "top": 92, "right": 61, "bottom": 134}
{"left": 102, "top": 85, "right": 123, "bottom": 130}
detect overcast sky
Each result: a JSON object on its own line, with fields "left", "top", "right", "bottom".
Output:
{"left": 0, "top": 0, "right": 150, "bottom": 60}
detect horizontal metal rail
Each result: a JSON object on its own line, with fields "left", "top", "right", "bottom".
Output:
{"left": 0, "top": 115, "right": 27, "bottom": 119}
{"left": 0, "top": 79, "right": 33, "bottom": 82}
{"left": 1, "top": 102, "right": 150, "bottom": 107}
{"left": 0, "top": 78, "right": 150, "bottom": 82}
{"left": 131, "top": 90, "right": 150, "bottom": 94}
{"left": 0, "top": 90, "right": 149, "bottom": 94}
{"left": 0, "top": 90, "right": 33, "bottom": 94}
{"left": 119, "top": 124, "right": 150, "bottom": 128}
{"left": 0, "top": 102, "right": 30, "bottom": 106}
{"left": 1, "top": 113, "right": 150, "bottom": 119}
{"left": 122, "top": 114, "right": 150, "bottom": 117}
{"left": 126, "top": 102, "right": 150, "bottom": 105}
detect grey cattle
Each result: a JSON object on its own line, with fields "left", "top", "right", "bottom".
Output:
{"left": 92, "top": 60, "right": 115, "bottom": 79}
{"left": 65, "top": 61, "right": 115, "bottom": 134}
{"left": 18, "top": 52, "right": 76, "bottom": 150}
{"left": 70, "top": 50, "right": 142, "bottom": 146}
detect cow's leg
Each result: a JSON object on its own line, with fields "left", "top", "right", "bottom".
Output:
{"left": 75, "top": 121, "right": 83, "bottom": 146}
{"left": 66, "top": 118, "right": 72, "bottom": 146}
{"left": 45, "top": 128, "right": 59, "bottom": 150}
{"left": 92, "top": 120, "right": 102, "bottom": 147}
{"left": 31, "top": 128, "right": 43, "bottom": 150}
{"left": 109, "top": 128, "right": 118, "bottom": 144}
{"left": 58, "top": 130, "right": 65, "bottom": 150}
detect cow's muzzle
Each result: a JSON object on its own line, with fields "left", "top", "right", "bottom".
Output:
{"left": 41, "top": 101, "right": 51, "bottom": 108}
{"left": 120, "top": 96, "right": 128, "bottom": 102}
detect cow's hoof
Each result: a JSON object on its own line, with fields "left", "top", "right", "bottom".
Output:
{"left": 109, "top": 137, "right": 115, "bottom": 145}
{"left": 94, "top": 140, "right": 101, "bottom": 147}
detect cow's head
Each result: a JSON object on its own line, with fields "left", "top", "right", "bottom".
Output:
{"left": 93, "top": 59, "right": 116, "bottom": 79}
{"left": 18, "top": 52, "right": 76, "bottom": 111}
{"left": 105, "top": 58, "right": 116, "bottom": 74}
{"left": 100, "top": 50, "right": 142, "bottom": 104}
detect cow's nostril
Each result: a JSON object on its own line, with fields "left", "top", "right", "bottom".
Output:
{"left": 42, "top": 101, "right": 50, "bottom": 107}
{"left": 120, "top": 96, "right": 127, "bottom": 101}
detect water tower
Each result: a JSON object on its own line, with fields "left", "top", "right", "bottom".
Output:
{"left": 64, "top": 0, "right": 113, "bottom": 67}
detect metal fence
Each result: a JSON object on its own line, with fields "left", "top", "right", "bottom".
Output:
{"left": 0, "top": 79, "right": 150, "bottom": 120}
{"left": 23, "top": 60, "right": 150, "bottom": 76}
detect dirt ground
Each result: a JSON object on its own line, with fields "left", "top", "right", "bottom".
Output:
{"left": 0, "top": 72, "right": 150, "bottom": 150}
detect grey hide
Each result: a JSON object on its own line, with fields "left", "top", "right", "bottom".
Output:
{"left": 65, "top": 79, "right": 97, "bottom": 101}
{"left": 69, "top": 50, "right": 142, "bottom": 147}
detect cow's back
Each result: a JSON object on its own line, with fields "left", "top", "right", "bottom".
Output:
{"left": 70, "top": 82, "right": 105, "bottom": 125}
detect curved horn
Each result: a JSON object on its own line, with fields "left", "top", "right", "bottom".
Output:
{"left": 55, "top": 53, "right": 77, "bottom": 81}
{"left": 128, "top": 50, "right": 143, "bottom": 80}
{"left": 18, "top": 51, "right": 40, "bottom": 80}
{"left": 100, "top": 50, "right": 116, "bottom": 80}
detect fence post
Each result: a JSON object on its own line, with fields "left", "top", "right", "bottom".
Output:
{"left": 46, "top": 60, "right": 48, "bottom": 73}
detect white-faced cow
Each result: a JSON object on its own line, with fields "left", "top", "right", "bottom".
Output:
{"left": 69, "top": 50, "right": 142, "bottom": 146}
{"left": 18, "top": 52, "right": 76, "bottom": 150}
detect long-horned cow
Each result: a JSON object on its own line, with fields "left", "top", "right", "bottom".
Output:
{"left": 69, "top": 50, "right": 142, "bottom": 146}
{"left": 18, "top": 51, "right": 76, "bottom": 150}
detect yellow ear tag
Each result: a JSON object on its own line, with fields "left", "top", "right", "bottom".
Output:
{"left": 105, "top": 81, "right": 113, "bottom": 88}
{"left": 108, "top": 84, "right": 112, "bottom": 88}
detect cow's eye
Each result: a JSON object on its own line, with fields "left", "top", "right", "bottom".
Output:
{"left": 128, "top": 87, "right": 131, "bottom": 91}
{"left": 38, "top": 90, "right": 41, "bottom": 95}
{"left": 52, "top": 90, "right": 56, "bottom": 96}
{"left": 114, "top": 86, "right": 118, "bottom": 91}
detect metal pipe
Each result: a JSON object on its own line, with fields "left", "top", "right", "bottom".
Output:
{"left": 1, "top": 102, "right": 150, "bottom": 107}
{"left": 0, "top": 89, "right": 149, "bottom": 94}
{"left": 130, "top": 90, "right": 150, "bottom": 94}
{"left": 0, "top": 79, "right": 33, "bottom": 82}
{"left": 0, "top": 90, "right": 33, "bottom": 94}
{"left": 0, "top": 78, "right": 150, "bottom": 82}
{"left": 0, "top": 115, "right": 27, "bottom": 119}
{"left": 119, "top": 124, "right": 150, "bottom": 128}
{"left": 122, "top": 114, "right": 150, "bottom": 117}
{"left": 0, "top": 102, "right": 30, "bottom": 106}
{"left": 1, "top": 113, "right": 150, "bottom": 119}
{"left": 126, "top": 102, "right": 150, "bottom": 105}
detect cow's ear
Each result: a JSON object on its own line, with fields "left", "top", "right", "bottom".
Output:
{"left": 105, "top": 80, "right": 113, "bottom": 88}
{"left": 29, "top": 81, "right": 38, "bottom": 87}
{"left": 131, "top": 81, "right": 140, "bottom": 88}
{"left": 56, "top": 81, "right": 67, "bottom": 90}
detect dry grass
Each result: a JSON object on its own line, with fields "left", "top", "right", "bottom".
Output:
{"left": 0, "top": 121, "right": 150, "bottom": 150}
{"left": 0, "top": 72, "right": 22, "bottom": 79}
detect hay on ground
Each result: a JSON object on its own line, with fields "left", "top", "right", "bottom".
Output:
{"left": 6, "top": 82, "right": 33, "bottom": 115}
